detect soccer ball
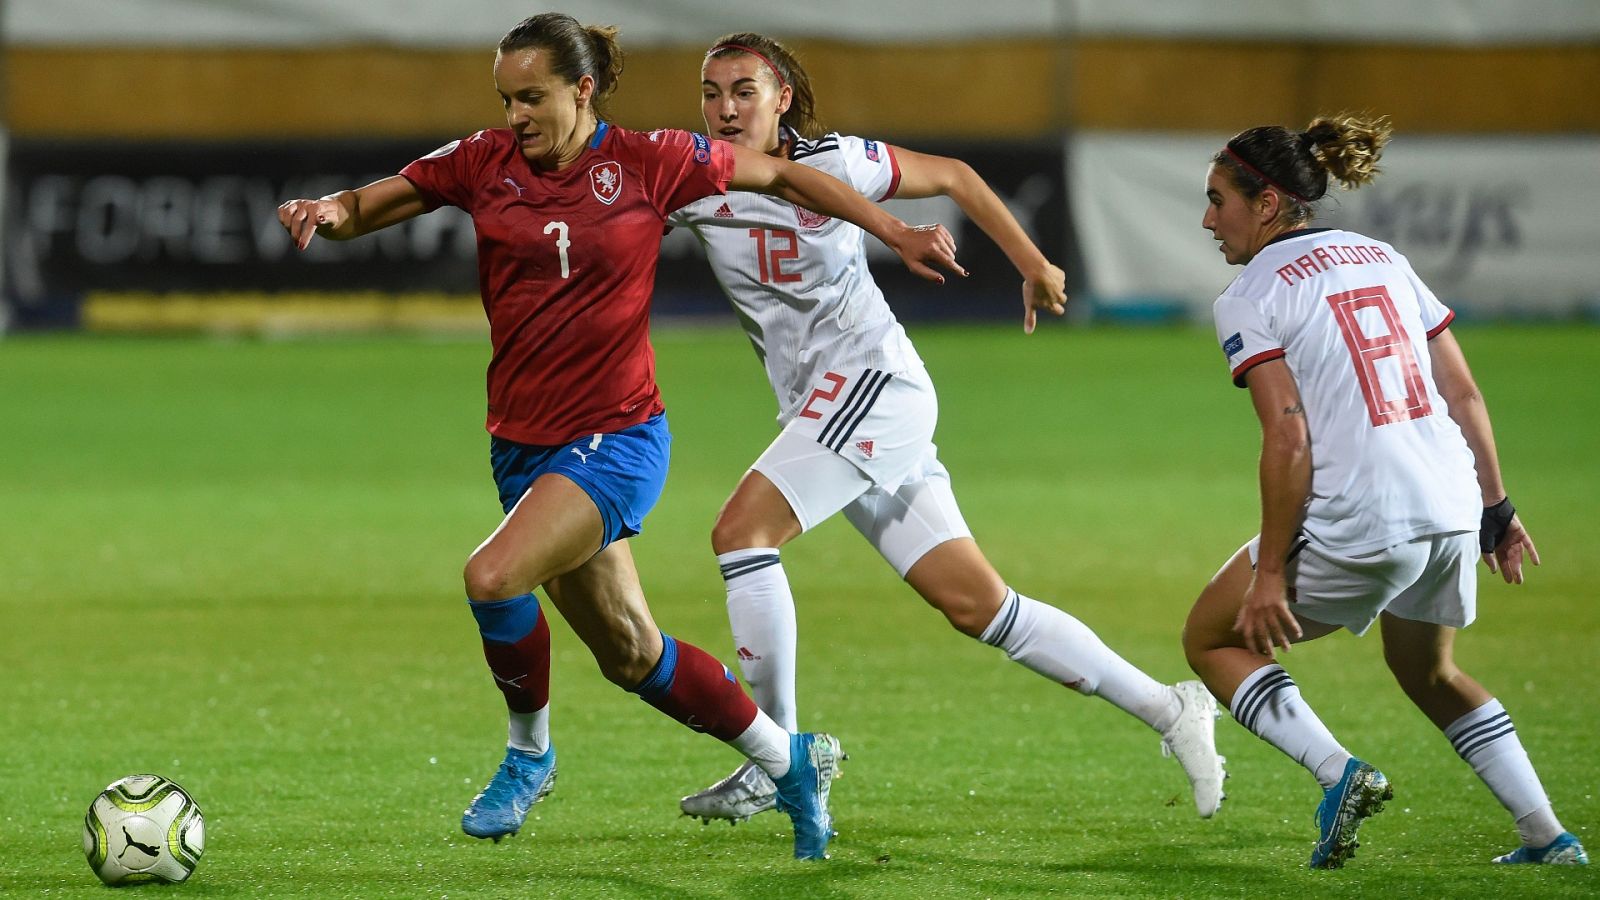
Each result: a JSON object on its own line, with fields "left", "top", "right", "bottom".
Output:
{"left": 83, "top": 774, "right": 205, "bottom": 885}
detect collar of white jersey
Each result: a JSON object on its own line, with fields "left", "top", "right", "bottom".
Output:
{"left": 1264, "top": 226, "right": 1336, "bottom": 248}
{"left": 778, "top": 124, "right": 801, "bottom": 159}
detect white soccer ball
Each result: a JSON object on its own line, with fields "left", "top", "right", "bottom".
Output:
{"left": 82, "top": 774, "right": 205, "bottom": 885}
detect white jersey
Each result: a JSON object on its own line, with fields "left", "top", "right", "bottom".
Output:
{"left": 1215, "top": 228, "right": 1480, "bottom": 555}
{"left": 669, "top": 129, "right": 923, "bottom": 424}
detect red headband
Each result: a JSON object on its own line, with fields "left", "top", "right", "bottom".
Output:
{"left": 1223, "top": 144, "right": 1310, "bottom": 204}
{"left": 707, "top": 43, "right": 788, "bottom": 93}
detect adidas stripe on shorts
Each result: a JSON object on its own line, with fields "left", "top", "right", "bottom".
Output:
{"left": 752, "top": 365, "right": 972, "bottom": 576}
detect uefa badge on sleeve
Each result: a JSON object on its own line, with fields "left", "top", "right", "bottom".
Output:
{"left": 589, "top": 161, "right": 622, "bottom": 206}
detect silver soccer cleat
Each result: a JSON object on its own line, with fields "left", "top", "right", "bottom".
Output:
{"left": 1160, "top": 679, "right": 1227, "bottom": 818}
{"left": 679, "top": 759, "right": 778, "bottom": 825}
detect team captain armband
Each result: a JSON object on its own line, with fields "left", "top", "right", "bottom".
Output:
{"left": 1480, "top": 496, "right": 1516, "bottom": 553}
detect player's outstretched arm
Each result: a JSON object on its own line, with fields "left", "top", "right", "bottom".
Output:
{"left": 1428, "top": 328, "right": 1539, "bottom": 583}
{"left": 277, "top": 175, "right": 429, "bottom": 250}
{"left": 892, "top": 148, "right": 1066, "bottom": 333}
{"left": 726, "top": 144, "right": 965, "bottom": 284}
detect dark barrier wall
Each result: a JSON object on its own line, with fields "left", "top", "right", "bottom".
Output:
{"left": 4, "top": 138, "right": 1067, "bottom": 329}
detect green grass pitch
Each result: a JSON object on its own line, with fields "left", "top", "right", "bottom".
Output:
{"left": 0, "top": 324, "right": 1594, "bottom": 898}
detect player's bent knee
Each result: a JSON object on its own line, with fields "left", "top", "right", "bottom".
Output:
{"left": 1180, "top": 609, "right": 1241, "bottom": 673}
{"left": 709, "top": 515, "right": 763, "bottom": 555}
{"left": 463, "top": 554, "right": 521, "bottom": 603}
{"left": 917, "top": 581, "right": 1005, "bottom": 638}
{"left": 1180, "top": 624, "right": 1211, "bottom": 674}
{"left": 938, "top": 598, "right": 995, "bottom": 638}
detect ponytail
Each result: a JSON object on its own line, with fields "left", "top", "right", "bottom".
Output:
{"left": 1214, "top": 112, "right": 1393, "bottom": 225}
{"left": 499, "top": 13, "right": 626, "bottom": 116}
{"left": 1303, "top": 114, "right": 1391, "bottom": 191}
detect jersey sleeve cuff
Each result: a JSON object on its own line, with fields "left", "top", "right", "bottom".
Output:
{"left": 881, "top": 144, "right": 902, "bottom": 201}
{"left": 1425, "top": 308, "right": 1456, "bottom": 339}
{"left": 1231, "top": 348, "right": 1286, "bottom": 387}
{"left": 396, "top": 174, "right": 445, "bottom": 213}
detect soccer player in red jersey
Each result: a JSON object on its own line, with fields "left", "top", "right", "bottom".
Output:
{"left": 276, "top": 13, "right": 961, "bottom": 860}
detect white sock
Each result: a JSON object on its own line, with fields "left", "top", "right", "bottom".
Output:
{"left": 507, "top": 706, "right": 550, "bottom": 755}
{"left": 1230, "top": 664, "right": 1351, "bottom": 788}
{"left": 728, "top": 708, "right": 791, "bottom": 780}
{"left": 979, "top": 588, "right": 1180, "bottom": 733}
{"left": 719, "top": 548, "right": 799, "bottom": 731}
{"left": 1445, "top": 698, "right": 1563, "bottom": 847}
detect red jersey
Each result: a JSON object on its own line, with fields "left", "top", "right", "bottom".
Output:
{"left": 400, "top": 123, "right": 734, "bottom": 445}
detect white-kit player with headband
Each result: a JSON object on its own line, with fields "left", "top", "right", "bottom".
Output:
{"left": 1182, "top": 112, "right": 1584, "bottom": 869}
{"left": 669, "top": 31, "right": 1228, "bottom": 828}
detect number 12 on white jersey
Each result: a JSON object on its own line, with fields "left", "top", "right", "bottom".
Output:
{"left": 544, "top": 221, "right": 571, "bottom": 279}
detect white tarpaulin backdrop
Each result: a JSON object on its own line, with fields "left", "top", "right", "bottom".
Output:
{"left": 6, "top": 0, "right": 1599, "bottom": 45}
{"left": 1070, "top": 133, "right": 1600, "bottom": 317}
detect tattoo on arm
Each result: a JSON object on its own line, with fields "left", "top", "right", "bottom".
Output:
{"left": 1283, "top": 402, "right": 1304, "bottom": 416}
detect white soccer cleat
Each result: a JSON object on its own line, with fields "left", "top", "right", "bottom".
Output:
{"left": 1161, "top": 680, "right": 1227, "bottom": 818}
{"left": 679, "top": 759, "right": 778, "bottom": 825}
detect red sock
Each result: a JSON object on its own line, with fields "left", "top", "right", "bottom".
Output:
{"left": 480, "top": 610, "right": 551, "bottom": 713}
{"left": 631, "top": 634, "right": 758, "bottom": 741}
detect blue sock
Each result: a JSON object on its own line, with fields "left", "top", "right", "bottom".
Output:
{"left": 629, "top": 632, "right": 677, "bottom": 699}
{"left": 469, "top": 593, "right": 542, "bottom": 642}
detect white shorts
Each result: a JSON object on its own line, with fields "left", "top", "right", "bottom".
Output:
{"left": 752, "top": 366, "right": 971, "bottom": 576}
{"left": 1245, "top": 531, "right": 1478, "bottom": 636}
{"left": 773, "top": 365, "right": 938, "bottom": 491}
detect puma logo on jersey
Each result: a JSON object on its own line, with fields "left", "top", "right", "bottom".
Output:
{"left": 713, "top": 203, "right": 734, "bottom": 218}
{"left": 503, "top": 177, "right": 525, "bottom": 197}
{"left": 854, "top": 440, "right": 874, "bottom": 458}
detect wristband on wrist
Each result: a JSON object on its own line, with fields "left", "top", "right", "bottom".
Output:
{"left": 1479, "top": 496, "right": 1516, "bottom": 553}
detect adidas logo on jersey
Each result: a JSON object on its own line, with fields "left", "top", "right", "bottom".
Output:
{"left": 713, "top": 203, "right": 734, "bottom": 218}
{"left": 737, "top": 646, "right": 761, "bottom": 661}
{"left": 855, "top": 440, "right": 874, "bottom": 458}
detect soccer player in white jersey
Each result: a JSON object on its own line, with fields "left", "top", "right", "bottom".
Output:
{"left": 668, "top": 32, "right": 1226, "bottom": 827}
{"left": 1183, "top": 113, "right": 1587, "bottom": 868}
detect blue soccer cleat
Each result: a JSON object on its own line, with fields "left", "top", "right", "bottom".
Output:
{"left": 771, "top": 732, "right": 842, "bottom": 860}
{"left": 461, "top": 745, "right": 558, "bottom": 841}
{"left": 1309, "top": 757, "right": 1391, "bottom": 869}
{"left": 1493, "top": 831, "right": 1589, "bottom": 865}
